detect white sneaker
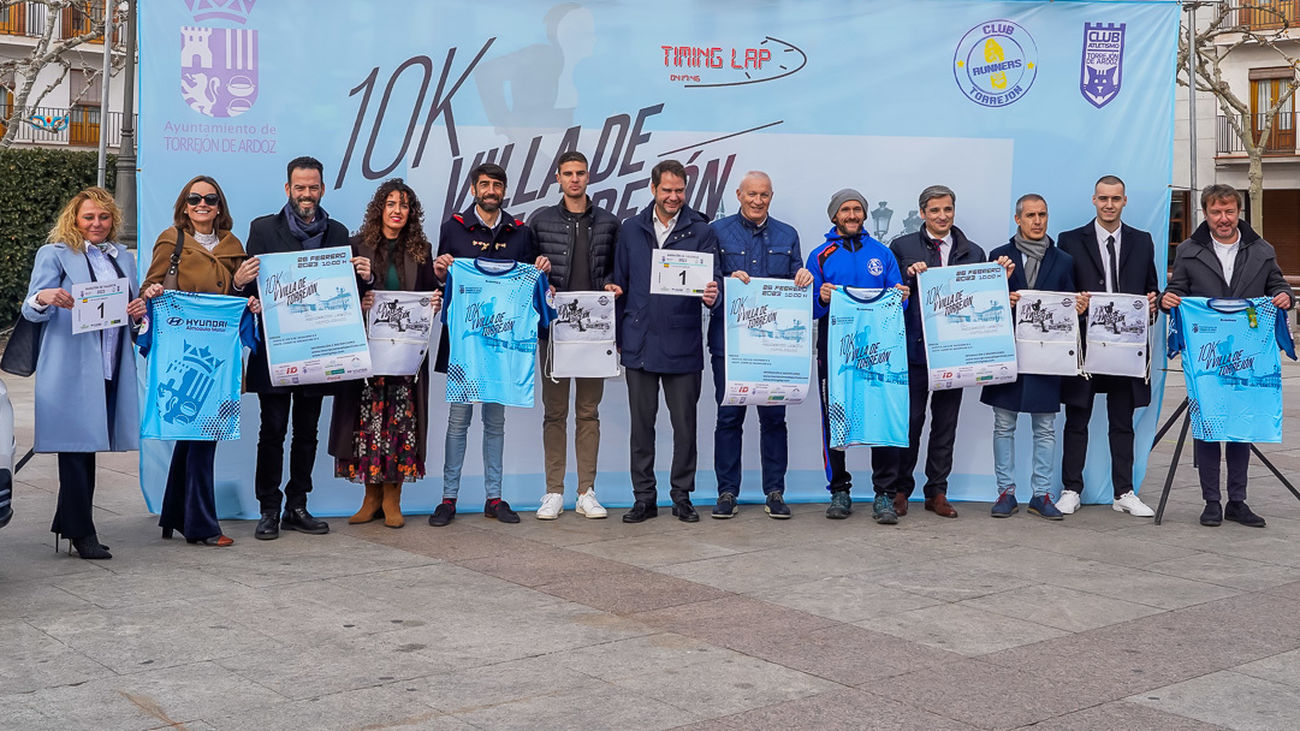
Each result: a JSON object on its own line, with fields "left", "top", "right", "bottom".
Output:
{"left": 1056, "top": 490, "right": 1081, "bottom": 515}
{"left": 575, "top": 490, "right": 608, "bottom": 519}
{"left": 1113, "top": 491, "right": 1155, "bottom": 517}
{"left": 536, "top": 493, "right": 564, "bottom": 520}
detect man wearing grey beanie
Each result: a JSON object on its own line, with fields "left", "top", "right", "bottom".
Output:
{"left": 806, "top": 188, "right": 906, "bottom": 523}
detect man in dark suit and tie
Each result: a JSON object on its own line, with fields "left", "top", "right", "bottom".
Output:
{"left": 881, "top": 185, "right": 1012, "bottom": 519}
{"left": 1055, "top": 175, "right": 1159, "bottom": 518}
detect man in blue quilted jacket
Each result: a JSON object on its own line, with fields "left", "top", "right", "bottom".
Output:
{"left": 707, "top": 171, "right": 813, "bottom": 520}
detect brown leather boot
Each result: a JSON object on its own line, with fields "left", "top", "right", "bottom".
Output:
{"left": 893, "top": 491, "right": 909, "bottom": 517}
{"left": 382, "top": 482, "right": 405, "bottom": 528}
{"left": 349, "top": 483, "right": 384, "bottom": 524}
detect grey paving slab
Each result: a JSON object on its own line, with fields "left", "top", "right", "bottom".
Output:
{"left": 1023, "top": 700, "right": 1227, "bottom": 730}
{"left": 730, "top": 624, "right": 963, "bottom": 686}
{"left": 956, "top": 583, "right": 1166, "bottom": 633}
{"left": 2, "top": 660, "right": 286, "bottom": 730}
{"left": 0, "top": 618, "right": 111, "bottom": 695}
{"left": 1143, "top": 551, "right": 1300, "bottom": 591}
{"left": 1232, "top": 648, "right": 1300, "bottom": 689}
{"left": 870, "top": 657, "right": 1084, "bottom": 729}
{"left": 745, "top": 574, "right": 942, "bottom": 623}
{"left": 852, "top": 558, "right": 1034, "bottom": 603}
{"left": 205, "top": 683, "right": 474, "bottom": 730}
{"left": 26, "top": 600, "right": 281, "bottom": 675}
{"left": 1130, "top": 670, "right": 1300, "bottom": 730}
{"left": 448, "top": 682, "right": 696, "bottom": 730}
{"left": 565, "top": 532, "right": 746, "bottom": 568}
{"left": 685, "top": 687, "right": 981, "bottom": 731}
{"left": 864, "top": 601, "right": 1070, "bottom": 657}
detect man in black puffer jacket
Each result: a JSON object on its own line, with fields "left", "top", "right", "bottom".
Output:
{"left": 526, "top": 151, "right": 620, "bottom": 521}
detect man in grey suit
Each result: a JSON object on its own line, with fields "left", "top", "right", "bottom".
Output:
{"left": 1161, "top": 183, "right": 1294, "bottom": 528}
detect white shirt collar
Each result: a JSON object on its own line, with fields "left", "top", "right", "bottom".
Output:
{"left": 1094, "top": 220, "right": 1122, "bottom": 247}
{"left": 653, "top": 209, "right": 680, "bottom": 247}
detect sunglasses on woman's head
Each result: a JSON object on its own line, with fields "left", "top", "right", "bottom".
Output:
{"left": 186, "top": 193, "right": 220, "bottom": 206}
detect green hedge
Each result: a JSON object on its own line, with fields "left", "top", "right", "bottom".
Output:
{"left": 0, "top": 148, "right": 116, "bottom": 327}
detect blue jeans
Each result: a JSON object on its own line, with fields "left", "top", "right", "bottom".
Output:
{"left": 442, "top": 402, "right": 505, "bottom": 500}
{"left": 992, "top": 407, "right": 1055, "bottom": 497}
{"left": 711, "top": 355, "right": 787, "bottom": 496}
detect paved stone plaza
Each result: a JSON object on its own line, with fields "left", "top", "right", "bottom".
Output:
{"left": 4, "top": 360, "right": 1300, "bottom": 730}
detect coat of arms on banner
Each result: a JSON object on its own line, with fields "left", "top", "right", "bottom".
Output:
{"left": 1080, "top": 22, "right": 1125, "bottom": 109}
{"left": 180, "top": 1, "right": 259, "bottom": 118}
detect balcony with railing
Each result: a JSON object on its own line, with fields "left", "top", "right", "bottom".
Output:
{"left": 0, "top": 1, "right": 118, "bottom": 43}
{"left": 0, "top": 105, "right": 130, "bottom": 148}
{"left": 1216, "top": 112, "right": 1299, "bottom": 155}
{"left": 1235, "top": 1, "right": 1300, "bottom": 30}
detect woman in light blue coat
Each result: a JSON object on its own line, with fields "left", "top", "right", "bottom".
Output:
{"left": 22, "top": 187, "right": 146, "bottom": 559}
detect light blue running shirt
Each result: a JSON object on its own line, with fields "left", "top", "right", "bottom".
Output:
{"left": 827, "top": 286, "right": 910, "bottom": 449}
{"left": 1168, "top": 297, "right": 1296, "bottom": 443}
{"left": 442, "top": 258, "right": 555, "bottom": 407}
{"left": 139, "top": 291, "right": 259, "bottom": 441}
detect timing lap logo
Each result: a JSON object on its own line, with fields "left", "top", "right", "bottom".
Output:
{"left": 180, "top": 1, "right": 259, "bottom": 118}
{"left": 1080, "top": 23, "right": 1126, "bottom": 109}
{"left": 953, "top": 20, "right": 1038, "bottom": 108}
{"left": 660, "top": 36, "right": 807, "bottom": 87}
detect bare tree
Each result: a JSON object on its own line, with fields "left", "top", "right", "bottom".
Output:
{"left": 0, "top": 0, "right": 126, "bottom": 149}
{"left": 1179, "top": 2, "right": 1300, "bottom": 231}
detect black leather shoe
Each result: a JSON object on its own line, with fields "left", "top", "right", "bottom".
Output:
{"left": 485, "top": 499, "right": 520, "bottom": 524}
{"left": 255, "top": 512, "right": 280, "bottom": 540}
{"left": 672, "top": 500, "right": 700, "bottom": 523}
{"left": 622, "top": 501, "right": 658, "bottom": 523}
{"left": 428, "top": 501, "right": 456, "bottom": 527}
{"left": 282, "top": 507, "right": 329, "bottom": 534}
{"left": 71, "top": 534, "right": 111, "bottom": 560}
{"left": 1200, "top": 501, "right": 1223, "bottom": 527}
{"left": 1225, "top": 500, "right": 1266, "bottom": 528}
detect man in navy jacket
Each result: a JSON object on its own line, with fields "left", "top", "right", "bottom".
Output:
{"left": 707, "top": 171, "right": 813, "bottom": 520}
{"left": 880, "top": 185, "right": 1012, "bottom": 520}
{"left": 609, "top": 159, "right": 722, "bottom": 523}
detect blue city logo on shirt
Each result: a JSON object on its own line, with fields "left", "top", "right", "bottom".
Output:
{"left": 867, "top": 258, "right": 884, "bottom": 276}
{"left": 158, "top": 340, "right": 224, "bottom": 425}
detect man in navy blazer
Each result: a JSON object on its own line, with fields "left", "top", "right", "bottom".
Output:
{"left": 882, "top": 185, "right": 1015, "bottom": 520}
{"left": 1056, "top": 176, "right": 1159, "bottom": 519}
{"left": 610, "top": 159, "right": 722, "bottom": 524}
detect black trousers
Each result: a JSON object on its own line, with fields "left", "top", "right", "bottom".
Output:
{"left": 254, "top": 392, "right": 324, "bottom": 514}
{"left": 1194, "top": 440, "right": 1250, "bottom": 503}
{"left": 815, "top": 340, "right": 893, "bottom": 496}
{"left": 875, "top": 364, "right": 963, "bottom": 500}
{"left": 625, "top": 367, "right": 701, "bottom": 504}
{"left": 1061, "top": 383, "right": 1136, "bottom": 499}
{"left": 160, "top": 440, "right": 220, "bottom": 540}
{"left": 52, "top": 452, "right": 96, "bottom": 539}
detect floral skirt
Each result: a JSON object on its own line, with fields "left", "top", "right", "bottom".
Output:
{"left": 335, "top": 376, "right": 424, "bottom": 484}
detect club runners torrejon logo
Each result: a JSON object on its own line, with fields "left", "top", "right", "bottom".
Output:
{"left": 953, "top": 20, "right": 1038, "bottom": 108}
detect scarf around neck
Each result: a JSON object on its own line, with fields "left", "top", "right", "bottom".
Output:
{"left": 283, "top": 201, "right": 329, "bottom": 249}
{"left": 1013, "top": 231, "right": 1051, "bottom": 288}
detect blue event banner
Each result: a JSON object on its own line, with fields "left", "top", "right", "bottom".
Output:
{"left": 918, "top": 263, "right": 1017, "bottom": 391}
{"left": 255, "top": 249, "right": 371, "bottom": 386}
{"left": 722, "top": 277, "right": 812, "bottom": 405}
{"left": 138, "top": 0, "right": 1180, "bottom": 515}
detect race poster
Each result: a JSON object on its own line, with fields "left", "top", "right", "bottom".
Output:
{"left": 918, "top": 263, "right": 1017, "bottom": 390}
{"left": 1084, "top": 293, "right": 1149, "bottom": 378}
{"left": 722, "top": 277, "right": 812, "bottom": 405}
{"left": 549, "top": 291, "right": 619, "bottom": 379}
{"left": 1014, "top": 290, "right": 1081, "bottom": 376}
{"left": 366, "top": 290, "right": 437, "bottom": 377}
{"left": 256, "top": 249, "right": 371, "bottom": 386}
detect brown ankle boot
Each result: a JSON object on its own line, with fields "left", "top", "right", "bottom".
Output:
{"left": 349, "top": 483, "right": 384, "bottom": 524}
{"left": 381, "top": 483, "right": 405, "bottom": 528}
